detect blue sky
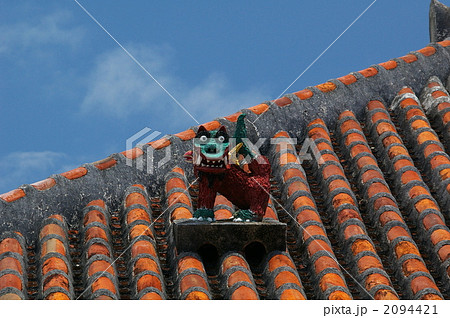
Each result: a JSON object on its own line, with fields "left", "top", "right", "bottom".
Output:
{"left": 0, "top": 0, "right": 437, "bottom": 193}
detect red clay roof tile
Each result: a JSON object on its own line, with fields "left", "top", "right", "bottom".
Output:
{"left": 279, "top": 288, "right": 306, "bottom": 300}
{"left": 224, "top": 111, "right": 243, "bottom": 122}
{"left": 316, "top": 82, "right": 337, "bottom": 93}
{"left": 31, "top": 178, "right": 56, "bottom": 191}
{"left": 0, "top": 257, "right": 22, "bottom": 274}
{"left": 293, "top": 89, "right": 314, "bottom": 100}
{"left": 398, "top": 87, "right": 415, "bottom": 95}
{"left": 418, "top": 46, "right": 436, "bottom": 56}
{"left": 230, "top": 286, "right": 259, "bottom": 300}
{"left": 175, "top": 129, "right": 196, "bottom": 141}
{"left": 221, "top": 255, "right": 249, "bottom": 273}
{"left": 273, "top": 96, "right": 292, "bottom": 107}
{"left": 351, "top": 239, "right": 376, "bottom": 256}
{"left": 150, "top": 137, "right": 171, "bottom": 149}
{"left": 410, "top": 276, "right": 440, "bottom": 296}
{"left": 201, "top": 120, "right": 221, "bottom": 131}
{"left": 93, "top": 157, "right": 117, "bottom": 170}
{"left": 399, "top": 54, "right": 418, "bottom": 63}
{"left": 0, "top": 274, "right": 22, "bottom": 291}
{"left": 0, "top": 189, "right": 25, "bottom": 202}
{"left": 247, "top": 103, "right": 269, "bottom": 115}
{"left": 379, "top": 60, "right": 398, "bottom": 70}
{"left": 126, "top": 192, "right": 149, "bottom": 208}
{"left": 438, "top": 39, "right": 450, "bottom": 47}
{"left": 358, "top": 67, "right": 378, "bottom": 78}
{"left": 60, "top": 167, "right": 87, "bottom": 180}
{"left": 338, "top": 74, "right": 357, "bottom": 85}
{"left": 328, "top": 290, "right": 352, "bottom": 300}
{"left": 367, "top": 100, "right": 386, "bottom": 112}
{"left": 121, "top": 147, "right": 144, "bottom": 159}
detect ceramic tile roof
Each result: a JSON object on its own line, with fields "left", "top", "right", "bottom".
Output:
{"left": 3, "top": 1, "right": 450, "bottom": 300}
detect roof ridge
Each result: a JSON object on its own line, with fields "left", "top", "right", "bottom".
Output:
{"left": 2, "top": 41, "right": 450, "bottom": 238}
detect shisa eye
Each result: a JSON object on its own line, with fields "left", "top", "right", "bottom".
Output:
{"left": 216, "top": 129, "right": 229, "bottom": 143}
{"left": 199, "top": 135, "right": 208, "bottom": 142}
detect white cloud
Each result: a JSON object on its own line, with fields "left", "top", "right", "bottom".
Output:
{"left": 183, "top": 72, "right": 268, "bottom": 121}
{"left": 0, "top": 151, "right": 67, "bottom": 191}
{"left": 0, "top": 11, "right": 85, "bottom": 54}
{"left": 80, "top": 44, "right": 268, "bottom": 124}
{"left": 81, "top": 44, "right": 174, "bottom": 116}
